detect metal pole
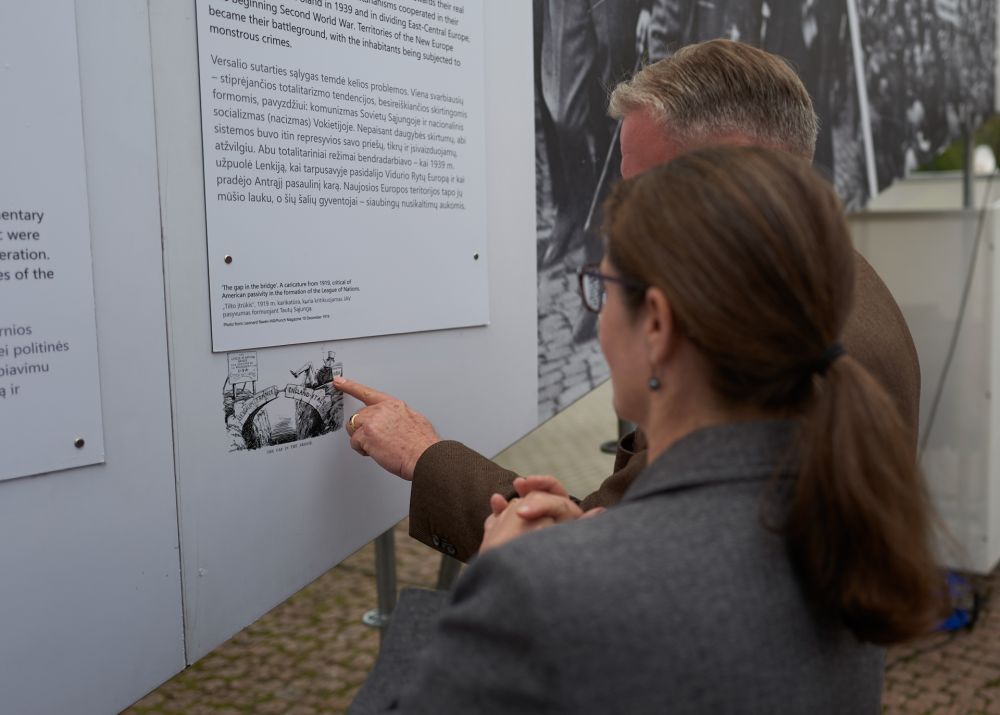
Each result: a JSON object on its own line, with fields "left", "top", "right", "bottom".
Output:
{"left": 600, "top": 418, "right": 634, "bottom": 454}
{"left": 436, "top": 554, "right": 462, "bottom": 591}
{"left": 963, "top": 125, "right": 974, "bottom": 209}
{"left": 846, "top": 0, "right": 879, "bottom": 198}
{"left": 362, "top": 528, "right": 397, "bottom": 643}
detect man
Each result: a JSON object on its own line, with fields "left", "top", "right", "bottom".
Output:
{"left": 336, "top": 40, "right": 921, "bottom": 564}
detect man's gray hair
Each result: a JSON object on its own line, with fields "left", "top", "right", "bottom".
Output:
{"left": 609, "top": 40, "right": 818, "bottom": 162}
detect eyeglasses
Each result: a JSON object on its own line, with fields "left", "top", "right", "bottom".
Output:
{"left": 576, "top": 263, "right": 646, "bottom": 314}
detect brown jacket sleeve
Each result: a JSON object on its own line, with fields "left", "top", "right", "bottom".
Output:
{"left": 409, "top": 431, "right": 649, "bottom": 563}
{"left": 579, "top": 429, "right": 648, "bottom": 512}
{"left": 409, "top": 441, "right": 520, "bottom": 563}
{"left": 845, "top": 252, "right": 921, "bottom": 451}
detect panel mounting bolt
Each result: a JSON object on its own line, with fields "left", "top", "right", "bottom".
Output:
{"left": 74, "top": 438, "right": 85, "bottom": 449}
{"left": 224, "top": 255, "right": 233, "bottom": 264}
{"left": 473, "top": 253, "right": 479, "bottom": 261}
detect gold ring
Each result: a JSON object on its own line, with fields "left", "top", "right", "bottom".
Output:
{"left": 349, "top": 412, "right": 360, "bottom": 431}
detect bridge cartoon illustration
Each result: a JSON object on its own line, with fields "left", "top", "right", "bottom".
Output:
{"left": 224, "top": 351, "right": 343, "bottom": 451}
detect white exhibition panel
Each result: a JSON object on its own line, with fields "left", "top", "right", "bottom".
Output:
{"left": 867, "top": 173, "right": 1000, "bottom": 212}
{"left": 196, "top": 0, "right": 490, "bottom": 350}
{"left": 0, "top": 1, "right": 185, "bottom": 714}
{"left": 149, "top": 0, "right": 536, "bottom": 660}
{"left": 0, "top": 1, "right": 105, "bottom": 481}
{"left": 850, "top": 201, "right": 1000, "bottom": 574}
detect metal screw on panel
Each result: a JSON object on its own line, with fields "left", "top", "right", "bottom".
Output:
{"left": 473, "top": 253, "right": 480, "bottom": 261}
{"left": 74, "top": 438, "right": 85, "bottom": 449}
{"left": 224, "top": 255, "right": 233, "bottom": 264}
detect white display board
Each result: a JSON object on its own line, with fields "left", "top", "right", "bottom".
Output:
{"left": 195, "top": 0, "right": 489, "bottom": 351}
{"left": 151, "top": 0, "right": 536, "bottom": 662}
{"left": 0, "top": 1, "right": 105, "bottom": 481}
{"left": 0, "top": 1, "right": 185, "bottom": 713}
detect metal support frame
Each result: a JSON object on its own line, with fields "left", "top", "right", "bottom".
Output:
{"left": 963, "top": 125, "right": 975, "bottom": 209}
{"left": 846, "top": 0, "right": 879, "bottom": 199}
{"left": 362, "top": 528, "right": 397, "bottom": 642}
{"left": 436, "top": 554, "right": 463, "bottom": 591}
{"left": 600, "top": 418, "right": 633, "bottom": 454}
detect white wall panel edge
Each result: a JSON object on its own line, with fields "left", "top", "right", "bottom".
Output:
{"left": 479, "top": 0, "right": 539, "bottom": 458}
{"left": 996, "top": 0, "right": 1000, "bottom": 114}
{"left": 147, "top": 0, "right": 204, "bottom": 664}
{"left": 147, "top": 0, "right": 235, "bottom": 661}
{"left": 988, "top": 210, "right": 1000, "bottom": 572}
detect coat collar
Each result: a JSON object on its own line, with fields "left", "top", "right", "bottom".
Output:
{"left": 622, "top": 420, "right": 798, "bottom": 503}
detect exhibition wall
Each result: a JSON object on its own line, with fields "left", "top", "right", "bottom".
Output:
{"left": 0, "top": 3, "right": 186, "bottom": 714}
{"left": 1, "top": 0, "right": 536, "bottom": 712}
{"left": 2, "top": 1, "right": 998, "bottom": 712}
{"left": 851, "top": 175, "right": 1000, "bottom": 573}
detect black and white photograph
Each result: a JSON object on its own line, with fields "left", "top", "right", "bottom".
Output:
{"left": 856, "top": 0, "right": 996, "bottom": 192}
{"left": 534, "top": 0, "right": 854, "bottom": 418}
{"left": 534, "top": 0, "right": 996, "bottom": 418}
{"left": 534, "top": 0, "right": 647, "bottom": 419}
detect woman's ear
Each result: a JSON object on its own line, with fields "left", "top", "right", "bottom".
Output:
{"left": 644, "top": 286, "right": 674, "bottom": 365}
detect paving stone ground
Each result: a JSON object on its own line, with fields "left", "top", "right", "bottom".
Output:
{"left": 123, "top": 519, "right": 441, "bottom": 715}
{"left": 123, "top": 522, "right": 1000, "bottom": 715}
{"left": 123, "top": 378, "right": 1000, "bottom": 715}
{"left": 883, "top": 568, "right": 1000, "bottom": 714}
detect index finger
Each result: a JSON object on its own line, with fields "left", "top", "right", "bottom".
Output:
{"left": 332, "top": 376, "right": 392, "bottom": 405}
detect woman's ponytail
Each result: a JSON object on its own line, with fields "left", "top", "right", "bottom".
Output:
{"left": 788, "top": 355, "right": 947, "bottom": 644}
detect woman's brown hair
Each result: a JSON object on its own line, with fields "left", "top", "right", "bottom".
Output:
{"left": 603, "top": 145, "right": 945, "bottom": 644}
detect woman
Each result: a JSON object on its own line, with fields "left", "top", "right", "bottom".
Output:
{"left": 350, "top": 146, "right": 944, "bottom": 714}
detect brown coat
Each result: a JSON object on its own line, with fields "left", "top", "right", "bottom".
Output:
{"left": 409, "top": 251, "right": 920, "bottom": 563}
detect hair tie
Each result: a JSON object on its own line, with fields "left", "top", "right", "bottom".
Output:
{"left": 813, "top": 342, "right": 845, "bottom": 376}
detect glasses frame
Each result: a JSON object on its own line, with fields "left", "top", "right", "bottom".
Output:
{"left": 576, "top": 263, "right": 646, "bottom": 314}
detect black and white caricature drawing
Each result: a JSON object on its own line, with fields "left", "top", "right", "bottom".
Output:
{"left": 224, "top": 349, "right": 344, "bottom": 451}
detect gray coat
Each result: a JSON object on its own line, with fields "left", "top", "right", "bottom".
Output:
{"left": 352, "top": 420, "right": 884, "bottom": 714}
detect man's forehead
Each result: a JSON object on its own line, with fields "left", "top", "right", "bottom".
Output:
{"left": 621, "top": 110, "right": 765, "bottom": 160}
{"left": 621, "top": 109, "right": 664, "bottom": 141}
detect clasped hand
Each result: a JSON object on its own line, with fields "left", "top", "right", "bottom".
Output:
{"left": 480, "top": 476, "right": 605, "bottom": 553}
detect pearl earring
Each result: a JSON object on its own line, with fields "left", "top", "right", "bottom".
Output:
{"left": 648, "top": 376, "right": 661, "bottom": 391}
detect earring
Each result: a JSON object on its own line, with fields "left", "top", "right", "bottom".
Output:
{"left": 648, "top": 376, "right": 661, "bottom": 391}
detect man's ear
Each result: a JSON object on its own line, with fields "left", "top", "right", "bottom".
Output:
{"left": 644, "top": 286, "right": 674, "bottom": 365}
